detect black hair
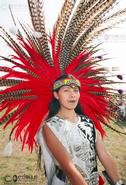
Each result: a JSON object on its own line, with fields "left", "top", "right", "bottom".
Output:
{"left": 46, "top": 74, "right": 84, "bottom": 120}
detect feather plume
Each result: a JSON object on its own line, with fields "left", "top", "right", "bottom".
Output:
{"left": 3, "top": 140, "right": 13, "bottom": 157}
{"left": 0, "top": 0, "right": 126, "bottom": 151}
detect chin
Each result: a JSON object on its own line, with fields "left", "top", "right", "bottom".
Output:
{"left": 66, "top": 105, "right": 77, "bottom": 110}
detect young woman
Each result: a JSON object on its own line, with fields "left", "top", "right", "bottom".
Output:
{"left": 37, "top": 74, "right": 123, "bottom": 185}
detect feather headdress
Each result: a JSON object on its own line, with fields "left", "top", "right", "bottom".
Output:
{"left": 0, "top": 0, "right": 126, "bottom": 152}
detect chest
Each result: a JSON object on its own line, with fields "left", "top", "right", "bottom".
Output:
{"left": 61, "top": 121, "right": 95, "bottom": 154}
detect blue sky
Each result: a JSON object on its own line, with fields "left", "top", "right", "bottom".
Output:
{"left": 0, "top": 0, "right": 126, "bottom": 91}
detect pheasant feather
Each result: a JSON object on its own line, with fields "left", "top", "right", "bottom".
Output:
{"left": 27, "top": 0, "right": 52, "bottom": 65}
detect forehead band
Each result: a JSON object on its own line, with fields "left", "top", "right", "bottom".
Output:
{"left": 53, "top": 78, "right": 81, "bottom": 91}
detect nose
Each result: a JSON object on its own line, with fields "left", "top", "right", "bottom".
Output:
{"left": 70, "top": 89, "right": 76, "bottom": 97}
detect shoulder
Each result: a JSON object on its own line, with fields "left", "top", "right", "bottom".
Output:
{"left": 79, "top": 114, "right": 94, "bottom": 125}
{"left": 42, "top": 117, "right": 66, "bottom": 150}
{"left": 45, "top": 116, "right": 64, "bottom": 130}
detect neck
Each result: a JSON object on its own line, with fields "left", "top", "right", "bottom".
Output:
{"left": 57, "top": 108, "right": 78, "bottom": 122}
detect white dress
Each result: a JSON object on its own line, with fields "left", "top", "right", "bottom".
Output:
{"left": 37, "top": 115, "right": 99, "bottom": 185}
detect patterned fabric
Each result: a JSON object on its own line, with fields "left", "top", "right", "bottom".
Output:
{"left": 53, "top": 78, "right": 80, "bottom": 91}
{"left": 38, "top": 115, "right": 99, "bottom": 185}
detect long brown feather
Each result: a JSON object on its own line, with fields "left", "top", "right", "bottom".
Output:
{"left": 59, "top": 0, "right": 108, "bottom": 67}
{"left": 19, "top": 23, "right": 42, "bottom": 55}
{"left": 0, "top": 110, "right": 17, "bottom": 126}
{"left": 0, "top": 79, "right": 23, "bottom": 87}
{"left": 0, "top": 27, "right": 33, "bottom": 65}
{"left": 69, "top": 7, "right": 126, "bottom": 60}
{"left": 0, "top": 56, "right": 40, "bottom": 78}
{"left": 27, "top": 0, "right": 52, "bottom": 65}
{"left": 0, "top": 89, "right": 32, "bottom": 102}
{"left": 59, "top": 0, "right": 126, "bottom": 66}
{"left": 54, "top": 0, "right": 75, "bottom": 52}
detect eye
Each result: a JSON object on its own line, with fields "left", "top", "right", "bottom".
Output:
{"left": 64, "top": 89, "right": 69, "bottom": 92}
{"left": 63, "top": 87, "right": 70, "bottom": 92}
{"left": 74, "top": 90, "right": 79, "bottom": 93}
{"left": 73, "top": 88, "right": 79, "bottom": 92}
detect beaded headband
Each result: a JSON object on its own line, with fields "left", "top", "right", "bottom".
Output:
{"left": 53, "top": 78, "right": 81, "bottom": 91}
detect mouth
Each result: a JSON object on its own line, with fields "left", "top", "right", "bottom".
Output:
{"left": 68, "top": 100, "right": 76, "bottom": 103}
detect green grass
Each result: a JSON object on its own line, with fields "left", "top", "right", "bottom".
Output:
{"left": 99, "top": 121, "right": 126, "bottom": 183}
{"left": 0, "top": 121, "right": 126, "bottom": 185}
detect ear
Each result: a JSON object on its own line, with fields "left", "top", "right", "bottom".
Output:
{"left": 53, "top": 91, "right": 59, "bottom": 100}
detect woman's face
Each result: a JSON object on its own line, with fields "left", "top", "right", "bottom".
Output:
{"left": 54, "top": 85, "right": 80, "bottom": 110}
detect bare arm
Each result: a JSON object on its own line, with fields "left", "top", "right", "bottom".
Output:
{"left": 96, "top": 131, "right": 121, "bottom": 183}
{"left": 43, "top": 124, "right": 88, "bottom": 185}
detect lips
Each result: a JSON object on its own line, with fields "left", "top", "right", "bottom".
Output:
{"left": 68, "top": 100, "right": 76, "bottom": 103}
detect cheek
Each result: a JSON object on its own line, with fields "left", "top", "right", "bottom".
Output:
{"left": 76, "top": 93, "right": 80, "bottom": 100}
{"left": 59, "top": 94, "right": 68, "bottom": 104}
{"left": 60, "top": 94, "right": 67, "bottom": 101}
